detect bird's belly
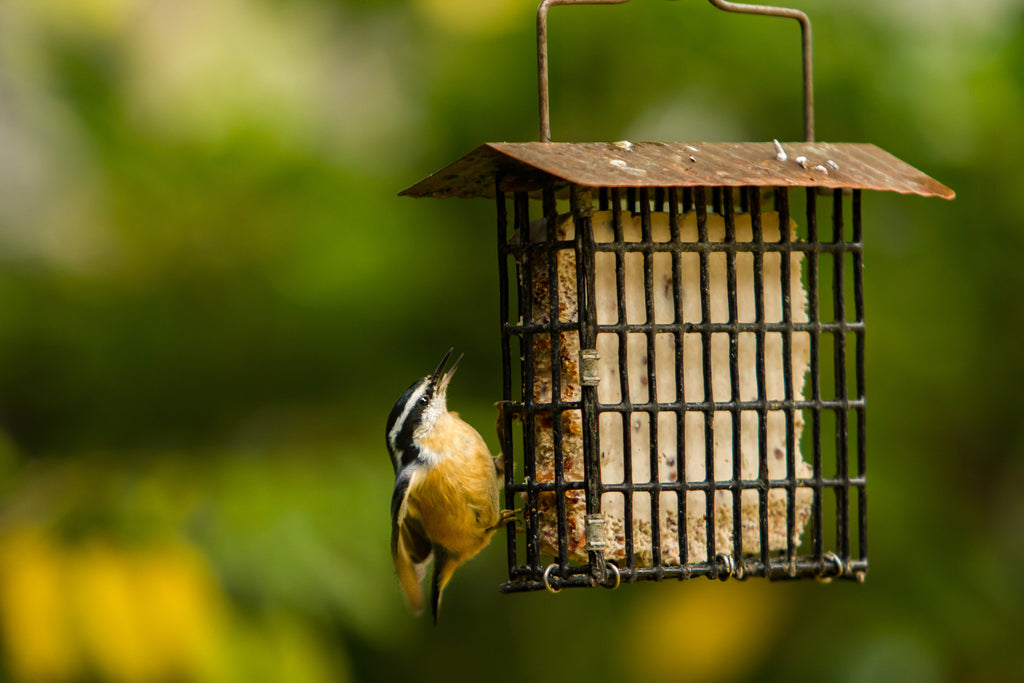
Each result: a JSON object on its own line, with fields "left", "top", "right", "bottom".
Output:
{"left": 411, "top": 461, "right": 498, "bottom": 559}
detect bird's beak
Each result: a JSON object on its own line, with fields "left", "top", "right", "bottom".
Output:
{"left": 430, "top": 348, "right": 462, "bottom": 395}
{"left": 429, "top": 348, "right": 454, "bottom": 387}
{"left": 437, "top": 354, "right": 463, "bottom": 394}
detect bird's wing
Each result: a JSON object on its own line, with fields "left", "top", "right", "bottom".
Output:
{"left": 391, "top": 467, "right": 431, "bottom": 614}
{"left": 390, "top": 468, "right": 414, "bottom": 558}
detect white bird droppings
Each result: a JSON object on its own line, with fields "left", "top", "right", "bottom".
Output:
{"left": 773, "top": 139, "right": 788, "bottom": 162}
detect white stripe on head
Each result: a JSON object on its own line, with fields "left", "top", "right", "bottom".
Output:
{"left": 387, "top": 381, "right": 430, "bottom": 453}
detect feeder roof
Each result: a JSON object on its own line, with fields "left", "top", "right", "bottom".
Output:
{"left": 399, "top": 141, "right": 954, "bottom": 200}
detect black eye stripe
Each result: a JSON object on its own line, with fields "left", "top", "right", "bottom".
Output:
{"left": 386, "top": 377, "right": 438, "bottom": 475}
{"left": 386, "top": 381, "right": 428, "bottom": 436}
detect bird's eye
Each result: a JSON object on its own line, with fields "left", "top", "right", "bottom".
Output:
{"left": 418, "top": 395, "right": 429, "bottom": 406}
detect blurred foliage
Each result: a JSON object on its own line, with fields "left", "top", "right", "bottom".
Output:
{"left": 0, "top": 0, "right": 1022, "bottom": 681}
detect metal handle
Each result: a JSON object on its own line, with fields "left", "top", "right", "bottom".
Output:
{"left": 537, "top": 0, "right": 630, "bottom": 144}
{"left": 537, "top": 0, "right": 814, "bottom": 143}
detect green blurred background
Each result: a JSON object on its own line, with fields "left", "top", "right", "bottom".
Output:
{"left": 0, "top": 0, "right": 1021, "bottom": 681}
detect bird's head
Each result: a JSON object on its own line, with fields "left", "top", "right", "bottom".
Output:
{"left": 385, "top": 348, "right": 463, "bottom": 473}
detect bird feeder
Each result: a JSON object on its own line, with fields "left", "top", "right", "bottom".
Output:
{"left": 400, "top": 0, "right": 953, "bottom": 594}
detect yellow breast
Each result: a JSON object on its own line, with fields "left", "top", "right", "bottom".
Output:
{"left": 409, "top": 412, "right": 500, "bottom": 560}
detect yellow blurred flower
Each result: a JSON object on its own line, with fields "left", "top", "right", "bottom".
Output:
{"left": 132, "top": 545, "right": 225, "bottom": 680}
{"left": 0, "top": 528, "right": 81, "bottom": 681}
{"left": 622, "top": 579, "right": 795, "bottom": 683}
{"left": 68, "top": 540, "right": 228, "bottom": 683}
{"left": 69, "top": 540, "right": 154, "bottom": 682}
{"left": 0, "top": 529, "right": 229, "bottom": 683}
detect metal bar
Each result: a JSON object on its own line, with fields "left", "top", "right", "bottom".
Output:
{"left": 708, "top": 0, "right": 814, "bottom": 141}
{"left": 749, "top": 186, "right": 771, "bottom": 577}
{"left": 668, "top": 187, "right": 689, "bottom": 571}
{"left": 592, "top": 474, "right": 864, "bottom": 494}
{"left": 777, "top": 186, "right": 799, "bottom": 577}
{"left": 537, "top": 0, "right": 631, "bottom": 142}
{"left": 610, "top": 191, "right": 636, "bottom": 578}
{"left": 515, "top": 190, "right": 541, "bottom": 577}
{"left": 831, "top": 188, "right": 850, "bottom": 566}
{"left": 509, "top": 319, "right": 866, "bottom": 336}
{"left": 723, "top": 187, "right": 744, "bottom": 565}
{"left": 640, "top": 189, "right": 663, "bottom": 574}
{"left": 852, "top": 189, "right": 868, "bottom": 572}
{"left": 572, "top": 184, "right": 607, "bottom": 585}
{"left": 496, "top": 181, "right": 518, "bottom": 582}
{"left": 805, "top": 187, "right": 823, "bottom": 566}
{"left": 542, "top": 184, "right": 572, "bottom": 573}
{"left": 573, "top": 397, "right": 864, "bottom": 414}
{"left": 501, "top": 555, "right": 866, "bottom": 592}
{"left": 695, "top": 187, "right": 719, "bottom": 571}
{"left": 539, "top": 0, "right": 814, "bottom": 141}
{"left": 589, "top": 241, "right": 862, "bottom": 255}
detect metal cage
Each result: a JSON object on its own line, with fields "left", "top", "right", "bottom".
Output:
{"left": 399, "top": 2, "right": 954, "bottom": 595}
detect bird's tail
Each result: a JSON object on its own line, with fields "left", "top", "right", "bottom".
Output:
{"left": 396, "top": 539, "right": 430, "bottom": 615}
{"left": 430, "top": 547, "right": 458, "bottom": 627}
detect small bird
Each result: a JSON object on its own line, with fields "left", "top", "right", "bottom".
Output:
{"left": 385, "top": 349, "right": 511, "bottom": 625}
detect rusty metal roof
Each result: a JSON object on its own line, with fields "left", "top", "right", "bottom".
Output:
{"left": 399, "top": 141, "right": 954, "bottom": 200}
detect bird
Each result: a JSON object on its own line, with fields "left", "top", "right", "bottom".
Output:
{"left": 385, "top": 348, "right": 513, "bottom": 625}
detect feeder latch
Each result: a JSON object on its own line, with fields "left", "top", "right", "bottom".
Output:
{"left": 579, "top": 349, "right": 600, "bottom": 386}
{"left": 584, "top": 513, "right": 606, "bottom": 552}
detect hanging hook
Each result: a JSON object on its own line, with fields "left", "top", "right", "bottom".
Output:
{"left": 707, "top": 1, "right": 814, "bottom": 141}
{"left": 537, "top": 0, "right": 630, "bottom": 143}
{"left": 537, "top": 0, "right": 814, "bottom": 142}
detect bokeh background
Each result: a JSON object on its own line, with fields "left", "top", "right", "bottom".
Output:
{"left": 0, "top": 0, "right": 1021, "bottom": 681}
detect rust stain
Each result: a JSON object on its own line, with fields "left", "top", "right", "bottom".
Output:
{"left": 399, "top": 141, "right": 954, "bottom": 200}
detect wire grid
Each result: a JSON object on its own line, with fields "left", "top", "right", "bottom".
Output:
{"left": 497, "top": 183, "right": 867, "bottom": 593}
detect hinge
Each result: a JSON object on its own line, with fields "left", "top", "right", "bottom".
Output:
{"left": 579, "top": 348, "right": 600, "bottom": 386}
{"left": 585, "top": 513, "right": 606, "bottom": 552}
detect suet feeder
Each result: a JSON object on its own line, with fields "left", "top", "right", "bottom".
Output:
{"left": 400, "top": 0, "right": 953, "bottom": 593}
